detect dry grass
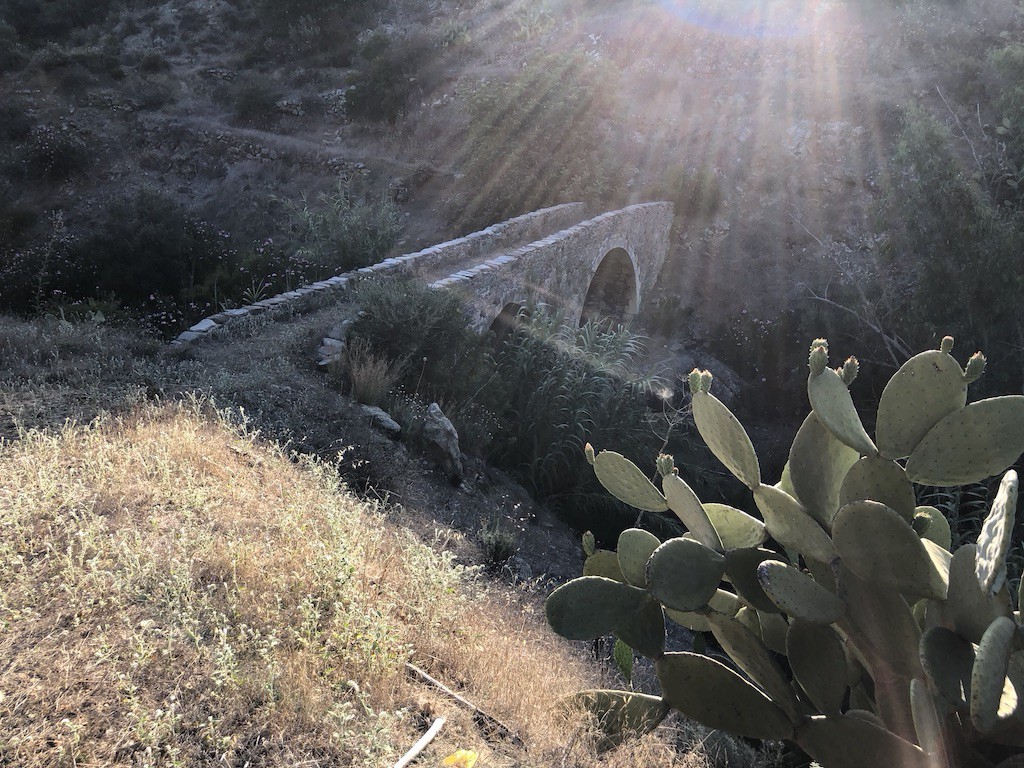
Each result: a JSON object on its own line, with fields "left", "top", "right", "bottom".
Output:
{"left": 0, "top": 402, "right": 709, "bottom": 767}
{"left": 340, "top": 337, "right": 403, "bottom": 407}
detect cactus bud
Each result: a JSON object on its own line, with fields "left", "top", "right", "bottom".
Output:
{"left": 657, "top": 453, "right": 676, "bottom": 478}
{"left": 582, "top": 530, "right": 596, "bottom": 557}
{"left": 688, "top": 368, "right": 703, "bottom": 394}
{"left": 940, "top": 336, "right": 954, "bottom": 354}
{"left": 809, "top": 340, "right": 829, "bottom": 376}
{"left": 585, "top": 443, "right": 596, "bottom": 465}
{"left": 699, "top": 370, "right": 713, "bottom": 393}
{"left": 840, "top": 356, "right": 860, "bottom": 386}
{"left": 965, "top": 351, "right": 987, "bottom": 384}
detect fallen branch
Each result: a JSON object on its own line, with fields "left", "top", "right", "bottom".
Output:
{"left": 405, "top": 662, "right": 525, "bottom": 748}
{"left": 393, "top": 716, "right": 446, "bottom": 768}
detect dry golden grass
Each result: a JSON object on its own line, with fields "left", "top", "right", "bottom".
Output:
{"left": 0, "top": 402, "right": 708, "bottom": 767}
{"left": 341, "top": 337, "right": 404, "bottom": 408}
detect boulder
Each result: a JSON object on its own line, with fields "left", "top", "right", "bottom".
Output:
{"left": 421, "top": 403, "right": 463, "bottom": 484}
{"left": 359, "top": 405, "right": 401, "bottom": 438}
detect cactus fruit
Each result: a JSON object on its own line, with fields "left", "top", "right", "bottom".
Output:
{"left": 545, "top": 338, "right": 1024, "bottom": 765}
{"left": 965, "top": 351, "right": 988, "bottom": 384}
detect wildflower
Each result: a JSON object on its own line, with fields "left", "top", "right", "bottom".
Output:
{"left": 442, "top": 750, "right": 478, "bottom": 767}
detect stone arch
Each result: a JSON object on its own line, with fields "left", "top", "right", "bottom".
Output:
{"left": 579, "top": 247, "right": 639, "bottom": 326}
{"left": 489, "top": 302, "right": 525, "bottom": 346}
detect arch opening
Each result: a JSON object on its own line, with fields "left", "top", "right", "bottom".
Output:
{"left": 579, "top": 247, "right": 638, "bottom": 326}
{"left": 489, "top": 302, "right": 525, "bottom": 347}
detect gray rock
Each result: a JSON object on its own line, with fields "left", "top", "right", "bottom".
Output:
{"left": 359, "top": 405, "right": 401, "bottom": 437}
{"left": 421, "top": 403, "right": 463, "bottom": 483}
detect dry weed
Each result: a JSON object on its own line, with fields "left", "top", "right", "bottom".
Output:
{"left": 341, "top": 337, "right": 403, "bottom": 407}
{"left": 0, "top": 403, "right": 710, "bottom": 767}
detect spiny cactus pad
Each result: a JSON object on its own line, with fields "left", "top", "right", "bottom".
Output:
{"left": 807, "top": 358, "right": 878, "bottom": 458}
{"left": 583, "top": 550, "right": 625, "bottom": 581}
{"left": 703, "top": 503, "right": 767, "bottom": 550}
{"left": 662, "top": 473, "right": 723, "bottom": 550}
{"left": 724, "top": 547, "right": 783, "bottom": 613}
{"left": 905, "top": 397, "right": 1024, "bottom": 486}
{"left": 690, "top": 386, "right": 761, "bottom": 490}
{"left": 756, "top": 560, "right": 845, "bottom": 623}
{"left": 617, "top": 528, "right": 661, "bottom": 588}
{"left": 655, "top": 652, "right": 795, "bottom": 740}
{"left": 786, "top": 620, "right": 849, "bottom": 716}
{"left": 833, "top": 500, "right": 947, "bottom": 600}
{"left": 707, "top": 612, "right": 802, "bottom": 722}
{"left": 753, "top": 484, "right": 837, "bottom": 564}
{"left": 645, "top": 538, "right": 726, "bottom": 613}
{"left": 971, "top": 616, "right": 1017, "bottom": 732}
{"left": 875, "top": 348, "right": 968, "bottom": 460}
{"left": 787, "top": 411, "right": 860, "bottom": 527}
{"left": 545, "top": 576, "right": 665, "bottom": 658}
{"left": 912, "top": 505, "right": 952, "bottom": 551}
{"left": 664, "top": 589, "right": 741, "bottom": 633}
{"left": 920, "top": 626, "right": 975, "bottom": 708}
{"left": 564, "top": 690, "right": 670, "bottom": 749}
{"left": 946, "top": 545, "right": 1013, "bottom": 644}
{"left": 593, "top": 450, "right": 669, "bottom": 512}
{"left": 795, "top": 713, "right": 929, "bottom": 768}
{"left": 976, "top": 470, "right": 1020, "bottom": 596}
{"left": 838, "top": 456, "right": 916, "bottom": 524}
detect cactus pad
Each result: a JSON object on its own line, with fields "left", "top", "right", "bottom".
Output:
{"left": 910, "top": 678, "right": 944, "bottom": 758}
{"left": 663, "top": 473, "right": 723, "bottom": 550}
{"left": 583, "top": 550, "right": 625, "bottom": 581}
{"left": 707, "top": 612, "right": 802, "bottom": 722}
{"left": 808, "top": 364, "right": 878, "bottom": 458}
{"left": 724, "top": 547, "right": 783, "bottom": 613}
{"left": 665, "top": 589, "right": 741, "bottom": 632}
{"left": 645, "top": 538, "right": 726, "bottom": 613}
{"left": 546, "top": 576, "right": 665, "bottom": 658}
{"left": 786, "top": 620, "right": 849, "bottom": 716}
{"left": 912, "top": 506, "right": 952, "bottom": 551}
{"left": 593, "top": 450, "right": 669, "bottom": 512}
{"left": 691, "top": 388, "right": 761, "bottom": 490}
{"left": 565, "top": 690, "right": 670, "bottom": 750}
{"left": 655, "top": 652, "right": 795, "bottom": 740}
{"left": 757, "top": 560, "right": 845, "bottom": 623}
{"left": 753, "top": 484, "right": 837, "bottom": 564}
{"left": 787, "top": 411, "right": 860, "bottom": 527}
{"left": 833, "top": 500, "right": 948, "bottom": 600}
{"left": 838, "top": 456, "right": 917, "bottom": 524}
{"left": 946, "top": 544, "right": 1013, "bottom": 644}
{"left": 971, "top": 616, "right": 1017, "bottom": 732}
{"left": 617, "top": 528, "right": 661, "bottom": 588}
{"left": 905, "top": 397, "right": 1024, "bottom": 486}
{"left": 875, "top": 348, "right": 968, "bottom": 460}
{"left": 795, "top": 713, "right": 929, "bottom": 768}
{"left": 976, "top": 470, "right": 1020, "bottom": 596}
{"left": 703, "top": 503, "right": 767, "bottom": 550}
{"left": 920, "top": 626, "right": 975, "bottom": 708}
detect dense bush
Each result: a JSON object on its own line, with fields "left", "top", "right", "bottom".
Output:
{"left": 345, "top": 31, "right": 437, "bottom": 123}
{"left": 24, "top": 122, "right": 91, "bottom": 179}
{"left": 879, "top": 107, "right": 1023, "bottom": 378}
{"left": 643, "top": 165, "right": 722, "bottom": 221}
{"left": 64, "top": 190, "right": 235, "bottom": 312}
{"left": 454, "top": 51, "right": 627, "bottom": 231}
{"left": 286, "top": 180, "right": 400, "bottom": 273}
{"left": 230, "top": 77, "right": 282, "bottom": 128}
{"left": 0, "top": 0, "right": 117, "bottom": 44}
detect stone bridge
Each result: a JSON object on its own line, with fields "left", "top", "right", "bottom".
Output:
{"left": 171, "top": 202, "right": 674, "bottom": 357}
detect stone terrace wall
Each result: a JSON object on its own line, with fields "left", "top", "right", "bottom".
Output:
{"left": 171, "top": 202, "right": 587, "bottom": 347}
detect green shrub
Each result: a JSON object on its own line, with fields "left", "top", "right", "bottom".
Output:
{"left": 25, "top": 122, "right": 91, "bottom": 178}
{"left": 479, "top": 517, "right": 518, "bottom": 570}
{"left": 230, "top": 78, "right": 281, "bottom": 128}
{"left": 878, "top": 107, "right": 1023, "bottom": 381}
{"left": 644, "top": 166, "right": 721, "bottom": 221}
{"left": 286, "top": 180, "right": 400, "bottom": 273}
{"left": 345, "top": 31, "right": 436, "bottom": 123}
{"left": 0, "top": 96, "right": 35, "bottom": 141}
{"left": 65, "top": 190, "right": 235, "bottom": 312}
{"left": 0, "top": 18, "right": 26, "bottom": 71}
{"left": 0, "top": 0, "right": 117, "bottom": 44}
{"left": 454, "top": 51, "right": 627, "bottom": 231}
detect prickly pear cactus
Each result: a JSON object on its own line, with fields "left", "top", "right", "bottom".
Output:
{"left": 546, "top": 337, "right": 1024, "bottom": 767}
